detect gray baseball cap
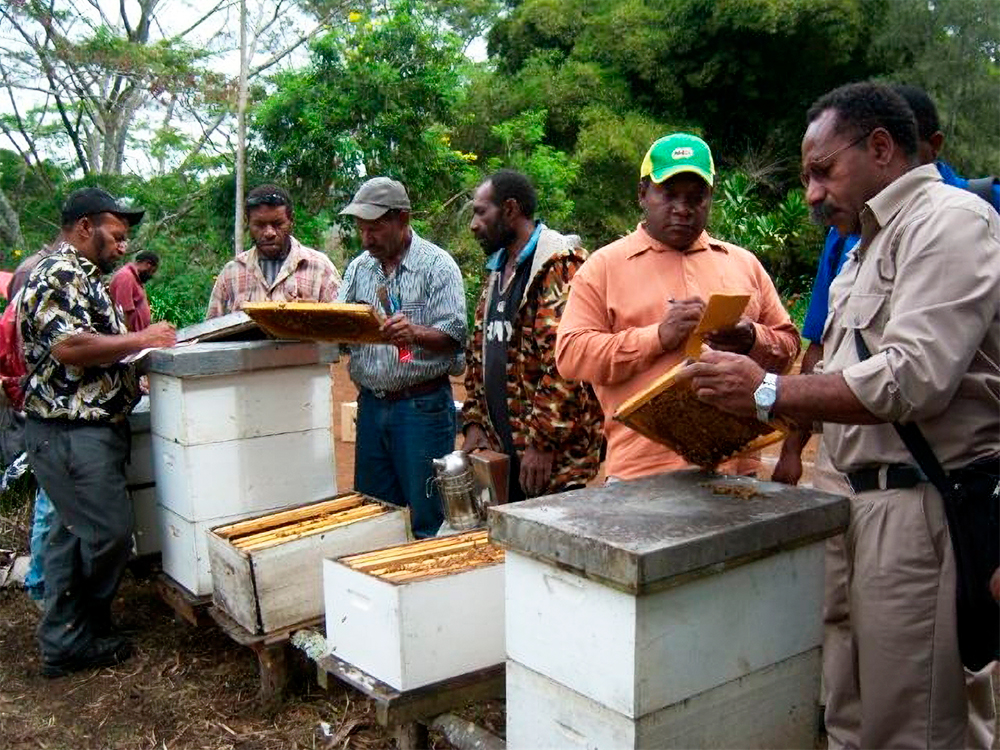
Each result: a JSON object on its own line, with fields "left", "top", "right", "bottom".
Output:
{"left": 340, "top": 177, "right": 411, "bottom": 220}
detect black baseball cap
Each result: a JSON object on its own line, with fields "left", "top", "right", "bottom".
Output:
{"left": 61, "top": 187, "right": 145, "bottom": 227}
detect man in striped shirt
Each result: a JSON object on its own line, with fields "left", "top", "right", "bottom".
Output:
{"left": 337, "top": 177, "right": 467, "bottom": 538}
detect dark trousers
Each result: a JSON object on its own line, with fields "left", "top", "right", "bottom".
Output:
{"left": 354, "top": 384, "right": 454, "bottom": 538}
{"left": 24, "top": 418, "right": 133, "bottom": 661}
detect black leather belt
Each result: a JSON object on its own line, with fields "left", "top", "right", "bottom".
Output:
{"left": 846, "top": 464, "right": 926, "bottom": 494}
{"left": 368, "top": 374, "right": 450, "bottom": 403}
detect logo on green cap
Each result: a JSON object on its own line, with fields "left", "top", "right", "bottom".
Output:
{"left": 641, "top": 133, "right": 715, "bottom": 187}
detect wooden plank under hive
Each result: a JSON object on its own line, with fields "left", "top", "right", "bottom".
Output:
{"left": 208, "top": 493, "right": 410, "bottom": 634}
{"left": 324, "top": 530, "right": 506, "bottom": 691}
{"left": 241, "top": 301, "right": 386, "bottom": 344}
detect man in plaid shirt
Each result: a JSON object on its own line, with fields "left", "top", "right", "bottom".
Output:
{"left": 206, "top": 184, "right": 341, "bottom": 318}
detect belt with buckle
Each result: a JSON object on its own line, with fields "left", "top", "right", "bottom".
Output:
{"left": 369, "top": 374, "right": 450, "bottom": 403}
{"left": 846, "top": 464, "right": 926, "bottom": 494}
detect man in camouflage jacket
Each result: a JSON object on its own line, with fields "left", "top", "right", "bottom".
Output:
{"left": 462, "top": 171, "right": 602, "bottom": 502}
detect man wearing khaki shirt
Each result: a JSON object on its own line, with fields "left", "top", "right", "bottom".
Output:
{"left": 680, "top": 82, "right": 998, "bottom": 748}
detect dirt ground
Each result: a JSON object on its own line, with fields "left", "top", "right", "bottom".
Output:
{"left": 2, "top": 360, "right": 992, "bottom": 750}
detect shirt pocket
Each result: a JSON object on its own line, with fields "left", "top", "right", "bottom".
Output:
{"left": 401, "top": 302, "right": 426, "bottom": 325}
{"left": 842, "top": 293, "right": 889, "bottom": 355}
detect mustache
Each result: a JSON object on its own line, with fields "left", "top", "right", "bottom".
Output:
{"left": 809, "top": 202, "right": 836, "bottom": 226}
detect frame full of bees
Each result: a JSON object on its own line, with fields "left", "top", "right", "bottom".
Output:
{"left": 241, "top": 301, "right": 387, "bottom": 344}
{"left": 614, "top": 293, "right": 785, "bottom": 469}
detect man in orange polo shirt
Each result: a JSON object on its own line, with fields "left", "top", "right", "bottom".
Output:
{"left": 555, "top": 133, "right": 799, "bottom": 481}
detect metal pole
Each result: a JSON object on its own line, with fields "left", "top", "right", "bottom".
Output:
{"left": 234, "top": 0, "right": 249, "bottom": 255}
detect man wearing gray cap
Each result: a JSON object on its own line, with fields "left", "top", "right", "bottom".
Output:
{"left": 338, "top": 177, "right": 467, "bottom": 538}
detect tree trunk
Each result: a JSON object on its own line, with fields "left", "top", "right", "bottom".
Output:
{"left": 0, "top": 188, "right": 24, "bottom": 261}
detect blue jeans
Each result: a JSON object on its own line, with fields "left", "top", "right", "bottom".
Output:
{"left": 354, "top": 384, "right": 455, "bottom": 538}
{"left": 24, "top": 487, "right": 54, "bottom": 601}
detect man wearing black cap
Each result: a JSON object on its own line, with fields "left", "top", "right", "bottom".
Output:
{"left": 337, "top": 177, "right": 467, "bottom": 538}
{"left": 206, "top": 183, "right": 341, "bottom": 318}
{"left": 19, "top": 186, "right": 176, "bottom": 677}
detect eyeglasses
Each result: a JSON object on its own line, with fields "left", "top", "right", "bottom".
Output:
{"left": 246, "top": 193, "right": 289, "bottom": 208}
{"left": 800, "top": 130, "right": 872, "bottom": 189}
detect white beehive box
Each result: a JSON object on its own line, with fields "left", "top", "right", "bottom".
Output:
{"left": 506, "top": 653, "right": 820, "bottom": 750}
{"left": 208, "top": 493, "right": 410, "bottom": 634}
{"left": 324, "top": 530, "right": 505, "bottom": 691}
{"left": 152, "top": 428, "right": 336, "bottom": 521}
{"left": 160, "top": 504, "right": 284, "bottom": 596}
{"left": 340, "top": 401, "right": 358, "bottom": 443}
{"left": 131, "top": 487, "right": 161, "bottom": 556}
{"left": 504, "top": 545, "right": 825, "bottom": 718}
{"left": 150, "top": 364, "right": 332, "bottom": 445}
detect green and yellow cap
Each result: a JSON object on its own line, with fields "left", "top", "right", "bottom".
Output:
{"left": 640, "top": 133, "right": 715, "bottom": 186}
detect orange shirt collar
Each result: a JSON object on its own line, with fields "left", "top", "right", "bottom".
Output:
{"left": 626, "top": 223, "right": 729, "bottom": 259}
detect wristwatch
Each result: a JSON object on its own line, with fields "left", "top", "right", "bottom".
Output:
{"left": 753, "top": 373, "right": 778, "bottom": 423}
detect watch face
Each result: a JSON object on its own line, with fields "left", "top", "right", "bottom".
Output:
{"left": 759, "top": 389, "right": 776, "bottom": 409}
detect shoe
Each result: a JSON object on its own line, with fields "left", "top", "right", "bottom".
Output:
{"left": 41, "top": 636, "right": 133, "bottom": 678}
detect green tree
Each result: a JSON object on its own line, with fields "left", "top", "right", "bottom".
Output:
{"left": 252, "top": 4, "right": 477, "bottom": 214}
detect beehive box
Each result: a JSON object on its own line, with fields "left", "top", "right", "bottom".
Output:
{"left": 324, "top": 530, "right": 506, "bottom": 691}
{"left": 242, "top": 302, "right": 386, "bottom": 344}
{"left": 491, "top": 472, "right": 850, "bottom": 750}
{"left": 615, "top": 360, "right": 785, "bottom": 468}
{"left": 160, "top": 504, "right": 287, "bottom": 596}
{"left": 208, "top": 493, "right": 410, "bottom": 634}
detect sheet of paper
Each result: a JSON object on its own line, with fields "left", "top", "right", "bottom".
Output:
{"left": 685, "top": 293, "right": 751, "bottom": 358}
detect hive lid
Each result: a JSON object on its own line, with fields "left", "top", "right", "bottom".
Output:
{"left": 146, "top": 339, "right": 339, "bottom": 377}
{"left": 176, "top": 311, "right": 264, "bottom": 343}
{"left": 242, "top": 302, "right": 386, "bottom": 344}
{"left": 488, "top": 471, "right": 849, "bottom": 594}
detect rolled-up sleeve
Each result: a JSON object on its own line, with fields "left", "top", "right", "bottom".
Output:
{"left": 555, "top": 254, "right": 664, "bottom": 386}
{"left": 747, "top": 261, "right": 801, "bottom": 374}
{"left": 843, "top": 206, "right": 1000, "bottom": 422}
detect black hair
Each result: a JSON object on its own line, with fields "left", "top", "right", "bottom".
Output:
{"left": 246, "top": 183, "right": 293, "bottom": 219}
{"left": 890, "top": 84, "right": 940, "bottom": 143}
{"left": 806, "top": 81, "right": 919, "bottom": 159}
{"left": 486, "top": 169, "right": 537, "bottom": 219}
{"left": 135, "top": 250, "right": 160, "bottom": 265}
{"left": 60, "top": 212, "right": 109, "bottom": 232}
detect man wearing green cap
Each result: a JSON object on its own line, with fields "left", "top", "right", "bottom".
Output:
{"left": 556, "top": 133, "right": 799, "bottom": 482}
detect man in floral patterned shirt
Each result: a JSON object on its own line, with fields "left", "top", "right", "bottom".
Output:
{"left": 20, "top": 187, "right": 176, "bottom": 677}
{"left": 462, "top": 170, "right": 603, "bottom": 501}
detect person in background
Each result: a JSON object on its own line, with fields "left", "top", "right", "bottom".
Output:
{"left": 461, "top": 170, "right": 603, "bottom": 502}
{"left": 337, "top": 177, "right": 467, "bottom": 538}
{"left": 682, "top": 81, "right": 997, "bottom": 749}
{"left": 109, "top": 250, "right": 159, "bottom": 332}
{"left": 555, "top": 133, "right": 799, "bottom": 482}
{"left": 20, "top": 186, "right": 177, "bottom": 677}
{"left": 0, "top": 252, "right": 50, "bottom": 608}
{"left": 206, "top": 184, "right": 341, "bottom": 318}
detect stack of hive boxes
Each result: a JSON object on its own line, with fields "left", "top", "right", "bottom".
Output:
{"left": 491, "top": 472, "right": 849, "bottom": 749}
{"left": 147, "top": 340, "right": 339, "bottom": 596}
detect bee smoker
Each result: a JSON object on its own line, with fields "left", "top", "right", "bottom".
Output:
{"left": 430, "top": 449, "right": 509, "bottom": 532}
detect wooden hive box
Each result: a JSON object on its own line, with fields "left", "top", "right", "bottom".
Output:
{"left": 208, "top": 493, "right": 410, "bottom": 634}
{"left": 324, "top": 530, "right": 506, "bottom": 691}
{"left": 242, "top": 302, "right": 386, "bottom": 344}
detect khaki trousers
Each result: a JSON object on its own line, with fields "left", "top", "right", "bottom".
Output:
{"left": 816, "top": 445, "right": 996, "bottom": 749}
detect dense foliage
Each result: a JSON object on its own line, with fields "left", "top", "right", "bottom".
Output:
{"left": 1, "top": 0, "right": 996, "bottom": 330}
